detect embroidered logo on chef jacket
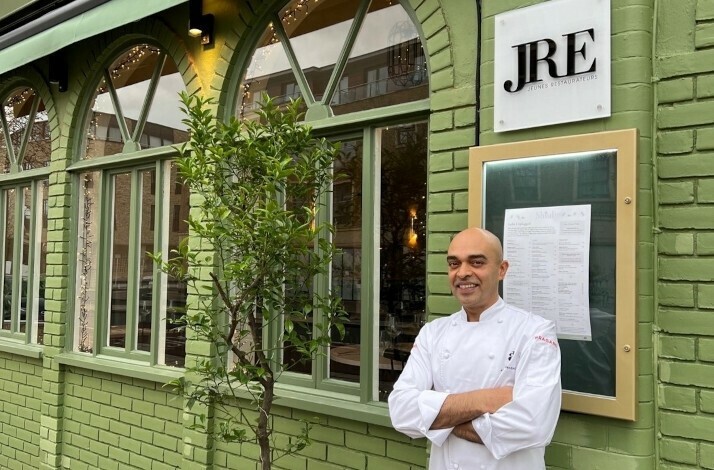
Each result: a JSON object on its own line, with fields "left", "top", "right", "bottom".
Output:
{"left": 504, "top": 350, "right": 517, "bottom": 371}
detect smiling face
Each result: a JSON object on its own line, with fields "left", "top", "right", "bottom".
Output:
{"left": 447, "top": 228, "right": 509, "bottom": 321}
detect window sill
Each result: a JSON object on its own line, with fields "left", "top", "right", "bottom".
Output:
{"left": 274, "top": 383, "right": 391, "bottom": 427}
{"left": 55, "top": 352, "right": 184, "bottom": 383}
{"left": 0, "top": 340, "right": 42, "bottom": 359}
{"left": 53, "top": 354, "right": 392, "bottom": 427}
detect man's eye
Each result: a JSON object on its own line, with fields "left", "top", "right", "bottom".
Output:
{"left": 448, "top": 261, "right": 459, "bottom": 268}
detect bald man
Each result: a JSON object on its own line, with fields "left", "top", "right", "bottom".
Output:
{"left": 388, "top": 228, "right": 561, "bottom": 470}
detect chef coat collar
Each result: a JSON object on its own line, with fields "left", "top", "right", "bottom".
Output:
{"left": 458, "top": 297, "right": 506, "bottom": 323}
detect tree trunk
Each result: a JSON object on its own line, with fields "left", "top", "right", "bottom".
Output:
{"left": 258, "top": 378, "right": 274, "bottom": 470}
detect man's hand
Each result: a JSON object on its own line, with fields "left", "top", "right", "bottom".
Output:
{"left": 431, "top": 387, "right": 513, "bottom": 429}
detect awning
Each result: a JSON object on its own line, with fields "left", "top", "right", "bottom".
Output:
{"left": 0, "top": 0, "right": 186, "bottom": 76}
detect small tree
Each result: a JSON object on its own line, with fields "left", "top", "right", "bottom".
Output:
{"left": 156, "top": 93, "right": 344, "bottom": 470}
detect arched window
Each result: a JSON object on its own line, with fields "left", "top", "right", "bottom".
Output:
{"left": 237, "top": 0, "right": 428, "bottom": 401}
{"left": 0, "top": 86, "right": 50, "bottom": 345}
{"left": 73, "top": 43, "right": 189, "bottom": 367}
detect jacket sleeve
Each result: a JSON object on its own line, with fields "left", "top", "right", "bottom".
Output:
{"left": 388, "top": 324, "right": 453, "bottom": 446}
{"left": 472, "top": 320, "right": 562, "bottom": 459}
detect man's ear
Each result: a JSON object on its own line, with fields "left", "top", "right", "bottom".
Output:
{"left": 499, "top": 260, "right": 509, "bottom": 280}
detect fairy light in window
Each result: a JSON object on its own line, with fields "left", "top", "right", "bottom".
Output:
{"left": 78, "top": 172, "right": 94, "bottom": 352}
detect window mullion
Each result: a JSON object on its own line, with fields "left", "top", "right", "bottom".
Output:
{"left": 24, "top": 181, "right": 40, "bottom": 342}
{"left": 360, "top": 127, "right": 378, "bottom": 403}
{"left": 16, "top": 96, "right": 40, "bottom": 169}
{"left": 0, "top": 107, "right": 16, "bottom": 167}
{"left": 103, "top": 69, "right": 133, "bottom": 144}
{"left": 272, "top": 14, "right": 316, "bottom": 106}
{"left": 10, "top": 186, "right": 23, "bottom": 334}
{"left": 131, "top": 52, "right": 168, "bottom": 144}
{"left": 125, "top": 169, "right": 142, "bottom": 353}
{"left": 321, "top": 0, "right": 371, "bottom": 106}
{"left": 153, "top": 160, "right": 169, "bottom": 365}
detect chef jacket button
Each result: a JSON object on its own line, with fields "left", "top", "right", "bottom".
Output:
{"left": 451, "top": 320, "right": 457, "bottom": 326}
{"left": 444, "top": 352, "right": 450, "bottom": 359}
{"left": 497, "top": 318, "right": 503, "bottom": 323}
{"left": 488, "top": 353, "right": 495, "bottom": 359}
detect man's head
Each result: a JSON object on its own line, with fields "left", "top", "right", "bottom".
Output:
{"left": 447, "top": 228, "right": 509, "bottom": 321}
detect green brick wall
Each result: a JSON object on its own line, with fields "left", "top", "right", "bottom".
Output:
{"left": 60, "top": 370, "right": 183, "bottom": 470}
{"left": 0, "top": 353, "right": 42, "bottom": 470}
{"left": 656, "top": 0, "right": 714, "bottom": 467}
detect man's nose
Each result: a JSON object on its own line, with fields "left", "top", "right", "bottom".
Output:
{"left": 456, "top": 263, "right": 471, "bottom": 278}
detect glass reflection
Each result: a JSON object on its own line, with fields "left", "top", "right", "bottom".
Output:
{"left": 0, "top": 88, "right": 50, "bottom": 172}
{"left": 328, "top": 138, "right": 362, "bottom": 384}
{"left": 2, "top": 188, "right": 15, "bottom": 330}
{"left": 36, "top": 181, "right": 48, "bottom": 344}
{"left": 76, "top": 172, "right": 100, "bottom": 352}
{"left": 85, "top": 45, "right": 188, "bottom": 159}
{"left": 238, "top": 0, "right": 427, "bottom": 120}
{"left": 137, "top": 170, "right": 155, "bottom": 353}
{"left": 19, "top": 186, "right": 31, "bottom": 334}
{"left": 109, "top": 173, "right": 131, "bottom": 348}
{"left": 377, "top": 122, "right": 427, "bottom": 401}
{"left": 164, "top": 163, "right": 188, "bottom": 367}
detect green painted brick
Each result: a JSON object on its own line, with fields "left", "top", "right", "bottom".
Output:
{"left": 696, "top": 233, "right": 714, "bottom": 254}
{"left": 659, "top": 335, "right": 696, "bottom": 359}
{"left": 430, "top": 67, "right": 454, "bottom": 92}
{"left": 698, "top": 178, "right": 714, "bottom": 202}
{"left": 430, "top": 152, "right": 454, "bottom": 172}
{"left": 453, "top": 107, "right": 476, "bottom": 128}
{"left": 700, "top": 283, "right": 714, "bottom": 308}
{"left": 545, "top": 442, "right": 571, "bottom": 468}
{"left": 428, "top": 193, "right": 452, "bottom": 212}
{"left": 658, "top": 182, "right": 694, "bottom": 204}
{"left": 345, "top": 431, "right": 385, "bottom": 455}
{"left": 661, "top": 411, "right": 714, "bottom": 441}
{"left": 429, "top": 170, "right": 468, "bottom": 192}
{"left": 386, "top": 441, "right": 426, "bottom": 466}
{"left": 658, "top": 385, "right": 697, "bottom": 412}
{"left": 660, "top": 437, "right": 697, "bottom": 465}
{"left": 658, "top": 283, "right": 694, "bottom": 307}
{"left": 658, "top": 130, "right": 694, "bottom": 154}
{"left": 659, "top": 309, "right": 714, "bottom": 335}
{"left": 326, "top": 446, "right": 366, "bottom": 469}
{"left": 453, "top": 149, "right": 469, "bottom": 169}
{"left": 306, "top": 460, "right": 343, "bottom": 470}
{"left": 427, "top": 213, "right": 467, "bottom": 232}
{"left": 429, "top": 128, "right": 475, "bottom": 152}
{"left": 700, "top": 338, "right": 714, "bottom": 362}
{"left": 657, "top": 49, "right": 714, "bottom": 79}
{"left": 658, "top": 78, "right": 694, "bottom": 103}
{"left": 429, "top": 111, "right": 453, "bottom": 132}
{"left": 569, "top": 447, "right": 654, "bottom": 469}
{"left": 427, "top": 233, "right": 452, "bottom": 252}
{"left": 660, "top": 257, "right": 714, "bottom": 280}
{"left": 659, "top": 233, "right": 694, "bottom": 255}
{"left": 366, "top": 455, "right": 410, "bottom": 470}
{"left": 429, "top": 48, "right": 452, "bottom": 73}
{"left": 697, "top": 127, "right": 714, "bottom": 150}
{"left": 431, "top": 86, "right": 476, "bottom": 111}
{"left": 696, "top": 22, "right": 714, "bottom": 48}
{"left": 453, "top": 191, "right": 468, "bottom": 211}
{"left": 660, "top": 101, "right": 714, "bottom": 128}
{"left": 660, "top": 361, "right": 714, "bottom": 388}
{"left": 699, "top": 0, "right": 714, "bottom": 19}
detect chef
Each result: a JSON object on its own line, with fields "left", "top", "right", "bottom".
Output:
{"left": 388, "top": 228, "right": 561, "bottom": 470}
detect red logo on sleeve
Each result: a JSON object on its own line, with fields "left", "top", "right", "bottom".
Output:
{"left": 535, "top": 335, "right": 558, "bottom": 348}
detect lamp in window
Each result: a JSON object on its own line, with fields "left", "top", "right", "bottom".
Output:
{"left": 388, "top": 21, "right": 424, "bottom": 87}
{"left": 188, "top": 0, "right": 214, "bottom": 46}
{"left": 406, "top": 206, "right": 418, "bottom": 249}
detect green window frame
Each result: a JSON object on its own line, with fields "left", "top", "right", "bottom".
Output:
{"left": 236, "top": 0, "right": 430, "bottom": 404}
{"left": 0, "top": 86, "right": 51, "bottom": 349}
{"left": 68, "top": 42, "right": 189, "bottom": 368}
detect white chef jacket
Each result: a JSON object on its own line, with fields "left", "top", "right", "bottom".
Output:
{"left": 388, "top": 298, "right": 561, "bottom": 470}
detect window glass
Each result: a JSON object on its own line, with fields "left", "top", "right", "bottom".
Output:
{"left": 376, "top": 122, "right": 427, "bottom": 400}
{"left": 85, "top": 45, "right": 189, "bottom": 159}
{"left": 0, "top": 179, "right": 49, "bottom": 344}
{"left": 76, "top": 172, "right": 100, "bottom": 353}
{"left": 109, "top": 172, "right": 131, "bottom": 349}
{"left": 239, "top": 0, "right": 427, "bottom": 120}
{"left": 0, "top": 87, "right": 50, "bottom": 172}
{"left": 237, "top": 0, "right": 428, "bottom": 400}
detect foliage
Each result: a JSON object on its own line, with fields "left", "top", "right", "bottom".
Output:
{"left": 153, "top": 93, "right": 344, "bottom": 469}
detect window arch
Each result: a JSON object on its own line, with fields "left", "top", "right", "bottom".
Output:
{"left": 73, "top": 42, "right": 190, "bottom": 367}
{"left": 236, "top": 0, "right": 429, "bottom": 402}
{"left": 238, "top": 0, "right": 428, "bottom": 121}
{"left": 0, "top": 86, "right": 51, "bottom": 345}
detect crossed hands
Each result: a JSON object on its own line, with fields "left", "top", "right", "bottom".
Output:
{"left": 432, "top": 386, "right": 513, "bottom": 444}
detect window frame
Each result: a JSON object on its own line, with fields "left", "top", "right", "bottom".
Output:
{"left": 66, "top": 40, "right": 190, "bottom": 367}
{"left": 0, "top": 84, "right": 52, "bottom": 350}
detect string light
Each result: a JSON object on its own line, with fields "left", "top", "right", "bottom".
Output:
{"left": 77, "top": 172, "right": 94, "bottom": 353}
